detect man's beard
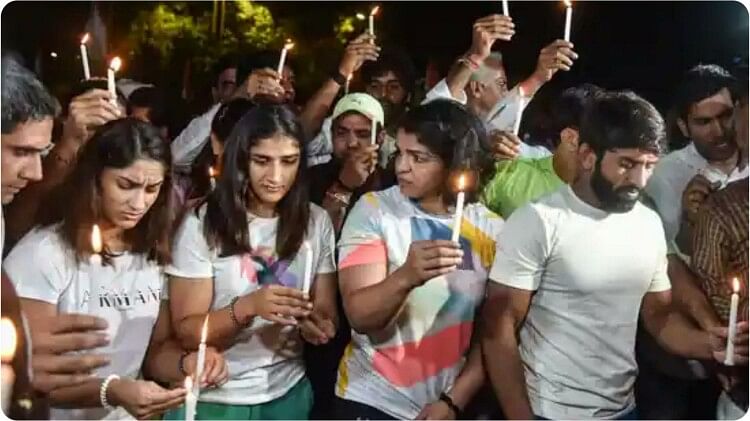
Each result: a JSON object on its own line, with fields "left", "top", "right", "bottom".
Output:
{"left": 590, "top": 161, "right": 642, "bottom": 213}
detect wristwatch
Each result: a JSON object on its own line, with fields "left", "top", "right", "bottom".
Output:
{"left": 331, "top": 70, "right": 348, "bottom": 86}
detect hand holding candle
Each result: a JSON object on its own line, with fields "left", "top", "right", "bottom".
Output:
{"left": 725, "top": 278, "right": 740, "bottom": 366}
{"left": 80, "top": 33, "right": 91, "bottom": 80}
{"left": 451, "top": 174, "right": 467, "bottom": 243}
{"left": 277, "top": 39, "right": 294, "bottom": 75}
{"left": 107, "top": 57, "right": 122, "bottom": 102}
{"left": 1, "top": 318, "right": 17, "bottom": 414}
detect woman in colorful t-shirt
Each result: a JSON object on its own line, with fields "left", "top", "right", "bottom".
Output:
{"left": 166, "top": 103, "right": 339, "bottom": 420}
{"left": 335, "top": 99, "right": 504, "bottom": 419}
{"left": 4, "top": 119, "right": 227, "bottom": 420}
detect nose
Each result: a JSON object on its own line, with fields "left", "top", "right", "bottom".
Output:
{"left": 395, "top": 153, "right": 410, "bottom": 174}
{"left": 710, "top": 118, "right": 726, "bottom": 140}
{"left": 345, "top": 133, "right": 360, "bottom": 149}
{"left": 268, "top": 161, "right": 282, "bottom": 183}
{"left": 627, "top": 166, "right": 651, "bottom": 189}
{"left": 21, "top": 156, "right": 44, "bottom": 182}
{"left": 129, "top": 188, "right": 148, "bottom": 212}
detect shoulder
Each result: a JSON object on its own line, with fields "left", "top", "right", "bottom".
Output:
{"left": 13, "top": 225, "right": 68, "bottom": 256}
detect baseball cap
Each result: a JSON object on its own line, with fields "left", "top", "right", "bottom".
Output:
{"left": 332, "top": 93, "right": 384, "bottom": 125}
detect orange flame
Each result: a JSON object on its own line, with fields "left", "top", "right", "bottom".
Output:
{"left": 283, "top": 39, "right": 295, "bottom": 51}
{"left": 564, "top": 0, "right": 572, "bottom": 7}
{"left": 732, "top": 278, "right": 740, "bottom": 293}
{"left": 1, "top": 318, "right": 17, "bottom": 364}
{"left": 457, "top": 174, "right": 466, "bottom": 191}
{"left": 109, "top": 57, "right": 122, "bottom": 72}
{"left": 200, "top": 315, "right": 209, "bottom": 343}
{"left": 91, "top": 224, "right": 102, "bottom": 254}
{"left": 370, "top": 5, "right": 380, "bottom": 16}
{"left": 81, "top": 33, "right": 90, "bottom": 44}
{"left": 208, "top": 166, "right": 216, "bottom": 178}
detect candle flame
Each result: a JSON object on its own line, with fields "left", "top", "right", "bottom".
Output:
{"left": 733, "top": 278, "right": 740, "bottom": 293}
{"left": 184, "top": 375, "right": 193, "bottom": 391}
{"left": 564, "top": 0, "right": 572, "bottom": 7}
{"left": 1, "top": 318, "right": 17, "bottom": 364}
{"left": 370, "top": 5, "right": 380, "bottom": 16}
{"left": 356, "top": 13, "right": 366, "bottom": 20}
{"left": 81, "top": 33, "right": 90, "bottom": 44}
{"left": 109, "top": 57, "right": 122, "bottom": 72}
{"left": 457, "top": 174, "right": 466, "bottom": 191}
{"left": 200, "top": 315, "right": 209, "bottom": 343}
{"left": 91, "top": 224, "right": 102, "bottom": 254}
{"left": 283, "top": 39, "right": 295, "bottom": 51}
{"left": 208, "top": 166, "right": 216, "bottom": 178}
{"left": 347, "top": 74, "right": 353, "bottom": 82}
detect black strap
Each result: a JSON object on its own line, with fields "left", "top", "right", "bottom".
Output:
{"left": 439, "top": 392, "right": 461, "bottom": 417}
{"left": 331, "top": 70, "right": 347, "bottom": 86}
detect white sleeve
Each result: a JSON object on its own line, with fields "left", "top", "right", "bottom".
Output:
{"left": 422, "top": 78, "right": 467, "bottom": 105}
{"left": 648, "top": 218, "right": 672, "bottom": 292}
{"left": 171, "top": 105, "right": 220, "bottom": 169}
{"left": 165, "top": 210, "right": 214, "bottom": 279}
{"left": 4, "top": 229, "right": 70, "bottom": 305}
{"left": 312, "top": 207, "right": 337, "bottom": 275}
{"left": 307, "top": 117, "right": 333, "bottom": 159}
{"left": 488, "top": 204, "right": 550, "bottom": 291}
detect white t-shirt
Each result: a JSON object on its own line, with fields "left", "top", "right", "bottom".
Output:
{"left": 489, "top": 185, "right": 671, "bottom": 420}
{"left": 4, "top": 225, "right": 164, "bottom": 420}
{"left": 336, "top": 186, "right": 504, "bottom": 419}
{"left": 170, "top": 103, "right": 221, "bottom": 171}
{"left": 166, "top": 204, "right": 336, "bottom": 405}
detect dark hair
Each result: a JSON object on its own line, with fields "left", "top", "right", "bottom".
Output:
{"left": 203, "top": 103, "right": 309, "bottom": 260}
{"left": 398, "top": 99, "right": 492, "bottom": 204}
{"left": 39, "top": 118, "right": 173, "bottom": 264}
{"left": 1, "top": 54, "right": 60, "bottom": 134}
{"left": 673, "top": 64, "right": 737, "bottom": 121}
{"left": 212, "top": 54, "right": 239, "bottom": 86}
{"left": 210, "top": 98, "right": 256, "bottom": 144}
{"left": 127, "top": 86, "right": 166, "bottom": 127}
{"left": 236, "top": 50, "right": 287, "bottom": 88}
{"left": 361, "top": 47, "right": 417, "bottom": 94}
{"left": 579, "top": 90, "right": 666, "bottom": 158}
{"left": 550, "top": 83, "right": 603, "bottom": 146}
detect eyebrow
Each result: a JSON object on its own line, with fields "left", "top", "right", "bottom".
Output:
{"left": 250, "top": 153, "right": 300, "bottom": 159}
{"left": 118, "top": 176, "right": 163, "bottom": 186}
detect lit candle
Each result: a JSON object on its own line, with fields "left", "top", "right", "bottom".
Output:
{"left": 208, "top": 166, "right": 217, "bottom": 191}
{"left": 90, "top": 224, "right": 102, "bottom": 266}
{"left": 369, "top": 6, "right": 380, "bottom": 44}
{"left": 184, "top": 376, "right": 196, "bottom": 421}
{"left": 193, "top": 316, "right": 208, "bottom": 394}
{"left": 370, "top": 118, "right": 378, "bottom": 146}
{"left": 107, "top": 57, "right": 121, "bottom": 102}
{"left": 563, "top": 0, "right": 573, "bottom": 42}
{"left": 502, "top": 0, "right": 510, "bottom": 17}
{"left": 301, "top": 241, "right": 313, "bottom": 295}
{"left": 1, "top": 318, "right": 17, "bottom": 413}
{"left": 451, "top": 174, "right": 466, "bottom": 243}
{"left": 344, "top": 74, "right": 352, "bottom": 95}
{"left": 513, "top": 86, "right": 526, "bottom": 136}
{"left": 724, "top": 278, "right": 740, "bottom": 366}
{"left": 277, "top": 39, "right": 294, "bottom": 75}
{"left": 80, "top": 33, "right": 91, "bottom": 80}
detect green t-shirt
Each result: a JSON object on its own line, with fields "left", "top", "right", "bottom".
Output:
{"left": 481, "top": 156, "right": 564, "bottom": 218}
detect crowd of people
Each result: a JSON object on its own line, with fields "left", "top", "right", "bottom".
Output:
{"left": 0, "top": 11, "right": 747, "bottom": 421}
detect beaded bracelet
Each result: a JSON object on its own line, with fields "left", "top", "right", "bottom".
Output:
{"left": 100, "top": 374, "right": 120, "bottom": 410}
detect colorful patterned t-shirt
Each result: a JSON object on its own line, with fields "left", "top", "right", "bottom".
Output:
{"left": 335, "top": 186, "right": 503, "bottom": 419}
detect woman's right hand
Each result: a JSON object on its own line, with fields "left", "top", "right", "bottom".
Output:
{"left": 109, "top": 378, "right": 186, "bottom": 420}
{"left": 239, "top": 285, "right": 313, "bottom": 325}
{"left": 398, "top": 240, "right": 464, "bottom": 288}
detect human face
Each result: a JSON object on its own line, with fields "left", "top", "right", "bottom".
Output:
{"left": 1, "top": 118, "right": 54, "bottom": 204}
{"left": 475, "top": 59, "right": 508, "bottom": 114}
{"left": 734, "top": 98, "right": 748, "bottom": 157}
{"left": 679, "top": 88, "right": 736, "bottom": 162}
{"left": 281, "top": 65, "right": 296, "bottom": 104}
{"left": 394, "top": 129, "right": 446, "bottom": 200}
{"left": 332, "top": 113, "right": 373, "bottom": 160}
{"left": 366, "top": 71, "right": 407, "bottom": 107}
{"left": 589, "top": 148, "right": 659, "bottom": 213}
{"left": 247, "top": 135, "right": 301, "bottom": 211}
{"left": 100, "top": 158, "right": 166, "bottom": 230}
{"left": 213, "top": 67, "right": 237, "bottom": 104}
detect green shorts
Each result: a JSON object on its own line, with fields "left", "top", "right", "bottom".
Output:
{"left": 163, "top": 376, "right": 313, "bottom": 420}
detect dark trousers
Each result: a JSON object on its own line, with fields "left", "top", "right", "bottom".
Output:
{"left": 332, "top": 397, "right": 397, "bottom": 420}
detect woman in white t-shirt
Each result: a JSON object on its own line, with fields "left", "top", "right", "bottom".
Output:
{"left": 335, "top": 99, "right": 504, "bottom": 420}
{"left": 166, "top": 103, "right": 338, "bottom": 420}
{"left": 4, "top": 118, "right": 228, "bottom": 420}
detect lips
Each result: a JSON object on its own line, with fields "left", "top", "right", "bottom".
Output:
{"left": 261, "top": 185, "right": 284, "bottom": 193}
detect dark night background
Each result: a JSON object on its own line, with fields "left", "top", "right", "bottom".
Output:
{"left": 1, "top": 1, "right": 748, "bottom": 119}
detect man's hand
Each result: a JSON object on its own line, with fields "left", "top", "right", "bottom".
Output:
{"left": 339, "top": 144, "right": 379, "bottom": 190}
{"left": 468, "top": 15, "right": 516, "bottom": 61}
{"left": 531, "top": 40, "right": 578, "bottom": 83}
{"left": 489, "top": 130, "right": 521, "bottom": 161}
{"left": 682, "top": 174, "right": 714, "bottom": 225}
{"left": 710, "top": 321, "right": 749, "bottom": 365}
{"left": 397, "top": 240, "right": 463, "bottom": 288}
{"left": 62, "top": 89, "right": 121, "bottom": 144}
{"left": 242, "top": 68, "right": 285, "bottom": 100}
{"left": 299, "top": 311, "right": 337, "bottom": 345}
{"left": 31, "top": 314, "right": 111, "bottom": 394}
{"left": 339, "top": 33, "right": 381, "bottom": 78}
{"left": 416, "top": 400, "right": 457, "bottom": 420}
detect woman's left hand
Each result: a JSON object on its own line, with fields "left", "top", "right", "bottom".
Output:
{"left": 415, "top": 400, "right": 456, "bottom": 420}
{"left": 184, "top": 346, "right": 229, "bottom": 388}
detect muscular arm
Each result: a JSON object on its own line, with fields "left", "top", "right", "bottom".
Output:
{"left": 668, "top": 254, "right": 720, "bottom": 331}
{"left": 640, "top": 290, "right": 713, "bottom": 360}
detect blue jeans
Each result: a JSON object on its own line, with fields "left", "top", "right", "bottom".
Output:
{"left": 535, "top": 407, "right": 638, "bottom": 420}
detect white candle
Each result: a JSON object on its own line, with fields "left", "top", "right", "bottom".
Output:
{"left": 277, "top": 39, "right": 294, "bottom": 75}
{"left": 184, "top": 376, "right": 196, "bottom": 421}
{"left": 301, "top": 241, "right": 313, "bottom": 295}
{"left": 345, "top": 74, "right": 352, "bottom": 95}
{"left": 563, "top": 0, "right": 573, "bottom": 42}
{"left": 502, "top": 0, "right": 510, "bottom": 17}
{"left": 451, "top": 175, "right": 466, "bottom": 243}
{"left": 1, "top": 318, "right": 17, "bottom": 414}
{"left": 90, "top": 224, "right": 102, "bottom": 266}
{"left": 208, "top": 166, "right": 217, "bottom": 191}
{"left": 193, "top": 316, "right": 208, "bottom": 394}
{"left": 724, "top": 278, "right": 740, "bottom": 366}
{"left": 80, "top": 33, "right": 91, "bottom": 80}
{"left": 107, "top": 57, "right": 121, "bottom": 101}
{"left": 369, "top": 6, "right": 380, "bottom": 43}
{"left": 513, "top": 86, "right": 526, "bottom": 136}
{"left": 370, "top": 118, "right": 378, "bottom": 146}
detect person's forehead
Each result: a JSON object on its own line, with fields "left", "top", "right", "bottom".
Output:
{"left": 2, "top": 118, "right": 54, "bottom": 148}
{"left": 336, "top": 113, "right": 372, "bottom": 129}
{"left": 250, "top": 135, "right": 300, "bottom": 156}
{"left": 689, "top": 88, "right": 733, "bottom": 119}
{"left": 109, "top": 159, "right": 166, "bottom": 181}
{"left": 396, "top": 129, "right": 429, "bottom": 151}
{"left": 606, "top": 148, "right": 660, "bottom": 163}
{"left": 372, "top": 71, "right": 400, "bottom": 84}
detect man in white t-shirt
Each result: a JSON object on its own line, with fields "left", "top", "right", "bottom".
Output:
{"left": 482, "top": 90, "right": 746, "bottom": 420}
{"left": 423, "top": 15, "right": 578, "bottom": 160}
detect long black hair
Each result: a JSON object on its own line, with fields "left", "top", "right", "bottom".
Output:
{"left": 39, "top": 118, "right": 173, "bottom": 264}
{"left": 203, "top": 103, "right": 309, "bottom": 260}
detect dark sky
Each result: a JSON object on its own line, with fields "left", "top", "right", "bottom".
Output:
{"left": 1, "top": 1, "right": 748, "bottom": 111}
